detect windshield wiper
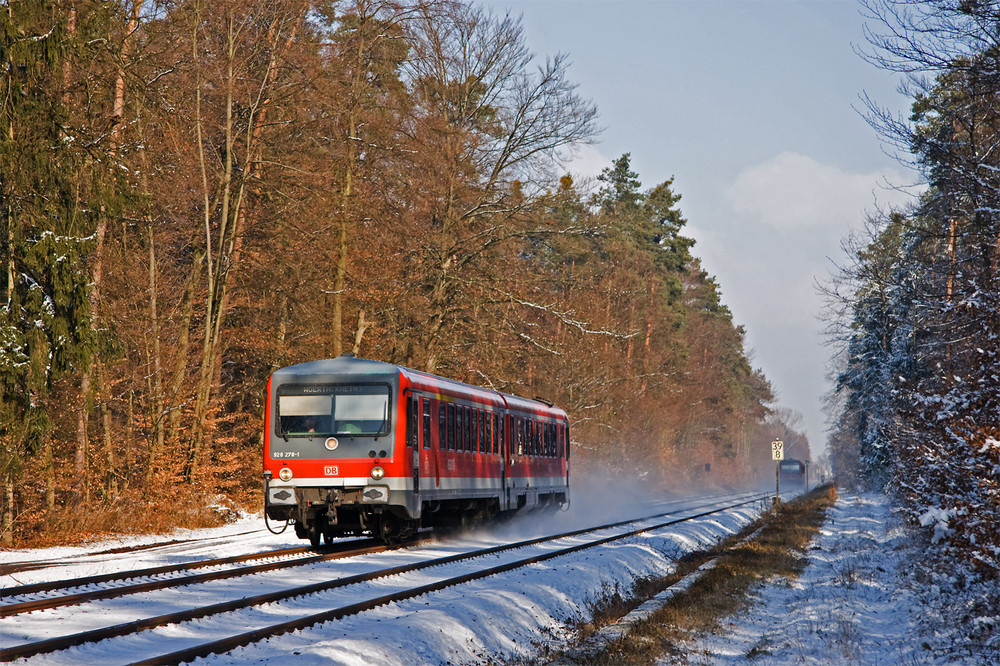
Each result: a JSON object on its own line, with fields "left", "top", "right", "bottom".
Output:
{"left": 374, "top": 402, "right": 388, "bottom": 440}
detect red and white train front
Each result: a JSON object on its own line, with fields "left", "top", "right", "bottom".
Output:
{"left": 263, "top": 354, "right": 569, "bottom": 544}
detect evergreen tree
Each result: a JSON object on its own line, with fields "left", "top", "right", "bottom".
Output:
{"left": 1, "top": 1, "right": 98, "bottom": 541}
{"left": 839, "top": 0, "right": 1000, "bottom": 564}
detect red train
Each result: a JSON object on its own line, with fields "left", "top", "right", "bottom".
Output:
{"left": 779, "top": 458, "right": 807, "bottom": 489}
{"left": 263, "top": 354, "right": 570, "bottom": 544}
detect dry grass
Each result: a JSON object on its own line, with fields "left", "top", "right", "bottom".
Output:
{"left": 559, "top": 485, "right": 837, "bottom": 665}
{"left": 8, "top": 486, "right": 252, "bottom": 549}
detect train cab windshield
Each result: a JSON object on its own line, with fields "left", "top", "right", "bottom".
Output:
{"left": 277, "top": 384, "right": 390, "bottom": 437}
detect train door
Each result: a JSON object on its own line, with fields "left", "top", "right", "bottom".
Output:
{"left": 420, "top": 398, "right": 432, "bottom": 494}
{"left": 502, "top": 412, "right": 512, "bottom": 511}
{"left": 406, "top": 395, "right": 420, "bottom": 495}
{"left": 433, "top": 401, "right": 444, "bottom": 487}
{"left": 497, "top": 411, "right": 507, "bottom": 511}
{"left": 562, "top": 422, "right": 570, "bottom": 489}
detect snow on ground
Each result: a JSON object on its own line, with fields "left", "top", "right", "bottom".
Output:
{"left": 5, "top": 490, "right": 996, "bottom": 665}
{"left": 680, "top": 492, "right": 1000, "bottom": 665}
{"left": 0, "top": 514, "right": 304, "bottom": 589}
{"left": 1, "top": 490, "right": 767, "bottom": 665}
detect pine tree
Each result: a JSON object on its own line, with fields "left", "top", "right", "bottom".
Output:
{"left": 1, "top": 2, "right": 98, "bottom": 542}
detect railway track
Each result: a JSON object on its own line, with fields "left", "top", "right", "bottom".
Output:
{"left": 1, "top": 492, "right": 769, "bottom": 664}
{"left": 0, "top": 528, "right": 268, "bottom": 577}
{"left": 1, "top": 536, "right": 413, "bottom": 616}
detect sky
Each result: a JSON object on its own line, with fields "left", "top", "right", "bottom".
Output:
{"left": 479, "top": 0, "right": 920, "bottom": 457}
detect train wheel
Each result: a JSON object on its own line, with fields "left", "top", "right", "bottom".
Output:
{"left": 308, "top": 517, "right": 322, "bottom": 548}
{"left": 377, "top": 515, "right": 402, "bottom": 544}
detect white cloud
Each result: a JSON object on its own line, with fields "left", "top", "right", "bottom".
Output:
{"left": 564, "top": 143, "right": 613, "bottom": 185}
{"left": 729, "top": 152, "right": 911, "bottom": 232}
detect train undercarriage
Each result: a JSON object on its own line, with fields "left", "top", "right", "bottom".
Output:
{"left": 267, "top": 489, "right": 568, "bottom": 546}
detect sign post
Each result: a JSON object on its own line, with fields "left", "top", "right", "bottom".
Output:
{"left": 771, "top": 439, "right": 784, "bottom": 506}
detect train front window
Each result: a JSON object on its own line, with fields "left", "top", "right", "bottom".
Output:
{"left": 277, "top": 385, "right": 390, "bottom": 437}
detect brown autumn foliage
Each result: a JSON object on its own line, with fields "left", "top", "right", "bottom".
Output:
{"left": 1, "top": 0, "right": 805, "bottom": 548}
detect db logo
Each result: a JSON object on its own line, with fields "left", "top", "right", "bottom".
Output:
{"left": 324, "top": 466, "right": 339, "bottom": 476}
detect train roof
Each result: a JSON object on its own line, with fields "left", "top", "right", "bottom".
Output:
{"left": 272, "top": 354, "right": 398, "bottom": 379}
{"left": 272, "top": 355, "right": 566, "bottom": 418}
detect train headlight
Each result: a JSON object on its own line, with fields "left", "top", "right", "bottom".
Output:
{"left": 370, "top": 465, "right": 385, "bottom": 480}
{"left": 278, "top": 467, "right": 293, "bottom": 482}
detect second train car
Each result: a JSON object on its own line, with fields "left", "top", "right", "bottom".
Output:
{"left": 263, "top": 354, "right": 570, "bottom": 544}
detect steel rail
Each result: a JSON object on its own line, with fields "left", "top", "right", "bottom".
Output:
{"left": 0, "top": 537, "right": 427, "bottom": 618}
{"left": 1, "top": 545, "right": 318, "bottom": 597}
{"left": 0, "top": 529, "right": 266, "bottom": 577}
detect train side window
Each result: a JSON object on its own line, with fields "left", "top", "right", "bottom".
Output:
{"left": 438, "top": 404, "right": 446, "bottom": 451}
{"left": 500, "top": 415, "right": 506, "bottom": 455}
{"left": 471, "top": 409, "right": 478, "bottom": 453}
{"left": 480, "top": 411, "right": 487, "bottom": 453}
{"left": 472, "top": 407, "right": 477, "bottom": 453}
{"left": 447, "top": 404, "right": 456, "bottom": 451}
{"left": 456, "top": 406, "right": 465, "bottom": 453}
{"left": 488, "top": 413, "right": 495, "bottom": 454}
{"left": 464, "top": 406, "right": 472, "bottom": 452}
{"left": 422, "top": 399, "right": 432, "bottom": 450}
{"left": 476, "top": 410, "right": 484, "bottom": 453}
{"left": 406, "top": 396, "right": 418, "bottom": 448}
{"left": 483, "top": 412, "right": 493, "bottom": 453}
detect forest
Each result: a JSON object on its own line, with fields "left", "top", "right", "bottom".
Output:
{"left": 827, "top": 0, "right": 1000, "bottom": 569}
{"left": 1, "top": 0, "right": 806, "bottom": 547}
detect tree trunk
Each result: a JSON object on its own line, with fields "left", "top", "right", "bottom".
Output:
{"left": 1, "top": 474, "right": 13, "bottom": 547}
{"left": 99, "top": 361, "right": 116, "bottom": 498}
{"left": 331, "top": 12, "right": 368, "bottom": 357}
{"left": 352, "top": 310, "right": 368, "bottom": 355}
{"left": 75, "top": 0, "right": 141, "bottom": 494}
{"left": 43, "top": 436, "right": 55, "bottom": 512}
{"left": 145, "top": 225, "right": 165, "bottom": 486}
{"left": 186, "top": 8, "right": 302, "bottom": 481}
{"left": 167, "top": 250, "right": 201, "bottom": 447}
